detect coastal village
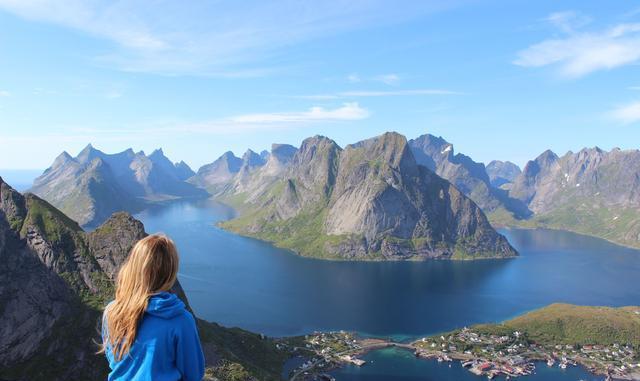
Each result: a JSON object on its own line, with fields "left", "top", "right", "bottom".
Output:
{"left": 285, "top": 329, "right": 640, "bottom": 381}
{"left": 284, "top": 331, "right": 386, "bottom": 381}
{"left": 414, "top": 327, "right": 640, "bottom": 380}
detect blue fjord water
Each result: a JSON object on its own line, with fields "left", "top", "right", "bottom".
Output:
{"left": 136, "top": 198, "right": 639, "bottom": 380}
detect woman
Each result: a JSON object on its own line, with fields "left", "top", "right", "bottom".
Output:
{"left": 101, "top": 234, "right": 205, "bottom": 381}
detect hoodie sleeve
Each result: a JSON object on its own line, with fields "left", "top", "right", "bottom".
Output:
{"left": 174, "top": 311, "right": 205, "bottom": 381}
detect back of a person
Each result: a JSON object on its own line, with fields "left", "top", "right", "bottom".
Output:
{"left": 101, "top": 235, "right": 205, "bottom": 381}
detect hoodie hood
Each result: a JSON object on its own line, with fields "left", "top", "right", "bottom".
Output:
{"left": 146, "top": 291, "right": 186, "bottom": 319}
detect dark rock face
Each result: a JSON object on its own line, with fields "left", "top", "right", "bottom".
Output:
{"left": 85, "top": 212, "right": 146, "bottom": 279}
{"left": 174, "top": 160, "right": 196, "bottom": 181}
{"left": 486, "top": 160, "right": 521, "bottom": 188}
{"left": 0, "top": 177, "right": 188, "bottom": 380}
{"left": 507, "top": 148, "right": 640, "bottom": 247}
{"left": 408, "top": 134, "right": 529, "bottom": 218}
{"left": 194, "top": 151, "right": 243, "bottom": 189}
{"left": 223, "top": 133, "right": 517, "bottom": 260}
{"left": 0, "top": 180, "right": 72, "bottom": 370}
{"left": 510, "top": 147, "right": 640, "bottom": 212}
{"left": 0, "top": 177, "right": 121, "bottom": 379}
{"left": 193, "top": 144, "right": 300, "bottom": 204}
{"left": 30, "top": 145, "right": 207, "bottom": 227}
{"left": 1, "top": 177, "right": 285, "bottom": 380}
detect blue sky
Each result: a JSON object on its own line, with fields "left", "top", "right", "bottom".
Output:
{"left": 1, "top": 0, "right": 640, "bottom": 171}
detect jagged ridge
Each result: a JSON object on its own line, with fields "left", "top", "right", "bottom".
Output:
{"left": 220, "top": 132, "right": 517, "bottom": 260}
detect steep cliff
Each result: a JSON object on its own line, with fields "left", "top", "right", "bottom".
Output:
{"left": 30, "top": 145, "right": 207, "bottom": 227}
{"left": 0, "top": 177, "right": 287, "bottom": 381}
{"left": 507, "top": 147, "right": 640, "bottom": 248}
{"left": 408, "top": 134, "right": 530, "bottom": 220}
{"left": 222, "top": 133, "right": 517, "bottom": 260}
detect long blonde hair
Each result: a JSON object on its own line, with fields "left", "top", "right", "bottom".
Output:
{"left": 102, "top": 234, "right": 179, "bottom": 360}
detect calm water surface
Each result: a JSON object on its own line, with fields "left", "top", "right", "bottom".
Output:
{"left": 136, "top": 199, "right": 638, "bottom": 380}
{"left": 330, "top": 347, "right": 603, "bottom": 381}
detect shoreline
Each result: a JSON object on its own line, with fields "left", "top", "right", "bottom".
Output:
{"left": 287, "top": 331, "right": 640, "bottom": 381}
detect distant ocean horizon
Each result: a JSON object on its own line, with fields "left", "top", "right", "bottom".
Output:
{"left": 0, "top": 169, "right": 42, "bottom": 191}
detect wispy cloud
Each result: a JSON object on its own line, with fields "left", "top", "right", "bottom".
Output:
{"left": 373, "top": 73, "right": 400, "bottom": 85}
{"left": 104, "top": 89, "right": 123, "bottom": 100}
{"left": 629, "top": 86, "right": 640, "bottom": 90}
{"left": 229, "top": 103, "right": 368, "bottom": 124}
{"left": 1, "top": 103, "right": 371, "bottom": 149}
{"left": 0, "top": 90, "right": 10, "bottom": 97}
{"left": 515, "top": 11, "right": 640, "bottom": 78}
{"left": 296, "top": 88, "right": 461, "bottom": 100}
{"left": 543, "top": 11, "right": 591, "bottom": 33}
{"left": 610, "top": 100, "right": 640, "bottom": 124}
{"left": 0, "top": 1, "right": 455, "bottom": 76}
{"left": 347, "top": 74, "right": 361, "bottom": 83}
{"left": 345, "top": 73, "right": 401, "bottom": 85}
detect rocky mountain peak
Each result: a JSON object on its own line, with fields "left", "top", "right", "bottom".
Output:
{"left": 148, "top": 148, "right": 166, "bottom": 159}
{"left": 270, "top": 144, "right": 298, "bottom": 163}
{"left": 52, "top": 151, "right": 74, "bottom": 169}
{"left": 76, "top": 143, "right": 101, "bottom": 163}
{"left": 286, "top": 136, "right": 341, "bottom": 202}
{"left": 174, "top": 160, "right": 195, "bottom": 180}
{"left": 536, "top": 149, "right": 559, "bottom": 166}
{"left": 349, "top": 132, "right": 417, "bottom": 175}
{"left": 241, "top": 149, "right": 265, "bottom": 167}
{"left": 486, "top": 160, "right": 521, "bottom": 188}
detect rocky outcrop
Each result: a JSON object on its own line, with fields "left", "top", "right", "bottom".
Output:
{"left": 0, "top": 177, "right": 287, "bottom": 381}
{"left": 507, "top": 147, "right": 640, "bottom": 248}
{"left": 30, "top": 145, "right": 207, "bottom": 227}
{"left": 192, "top": 151, "right": 243, "bottom": 191}
{"left": 0, "top": 177, "right": 120, "bottom": 379}
{"left": 222, "top": 133, "right": 517, "bottom": 260}
{"left": 486, "top": 160, "right": 521, "bottom": 188}
{"left": 408, "top": 134, "right": 530, "bottom": 219}
{"left": 85, "top": 212, "right": 146, "bottom": 279}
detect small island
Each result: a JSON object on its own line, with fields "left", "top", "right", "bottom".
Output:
{"left": 284, "top": 304, "right": 640, "bottom": 381}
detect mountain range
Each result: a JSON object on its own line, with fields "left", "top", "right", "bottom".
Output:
{"left": 0, "top": 177, "right": 287, "bottom": 381}
{"left": 500, "top": 147, "right": 640, "bottom": 248}
{"left": 29, "top": 144, "right": 207, "bottom": 227}
{"left": 217, "top": 132, "right": 516, "bottom": 259}
{"left": 26, "top": 131, "right": 640, "bottom": 254}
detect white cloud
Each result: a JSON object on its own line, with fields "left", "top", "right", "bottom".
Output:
{"left": 610, "top": 101, "right": 640, "bottom": 124}
{"left": 373, "top": 73, "right": 400, "bottom": 85}
{"left": 104, "top": 89, "right": 123, "bottom": 100}
{"left": 629, "top": 86, "right": 640, "bottom": 90}
{"left": 0, "top": 1, "right": 456, "bottom": 76}
{"left": 515, "top": 12, "right": 640, "bottom": 78}
{"left": 341, "top": 89, "right": 458, "bottom": 97}
{"left": 347, "top": 74, "right": 361, "bottom": 83}
{"left": 229, "top": 103, "right": 369, "bottom": 124}
{"left": 544, "top": 11, "right": 591, "bottom": 33}
{"left": 0, "top": 90, "right": 10, "bottom": 97}
{"left": 296, "top": 88, "right": 460, "bottom": 99}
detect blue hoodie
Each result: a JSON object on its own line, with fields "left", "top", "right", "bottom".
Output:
{"left": 103, "top": 292, "right": 205, "bottom": 381}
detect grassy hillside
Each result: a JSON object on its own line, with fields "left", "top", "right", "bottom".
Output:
{"left": 198, "top": 320, "right": 290, "bottom": 381}
{"left": 488, "top": 201, "right": 640, "bottom": 250}
{"left": 475, "top": 304, "right": 640, "bottom": 348}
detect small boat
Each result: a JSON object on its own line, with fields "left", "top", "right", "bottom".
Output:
{"left": 546, "top": 359, "right": 554, "bottom": 367}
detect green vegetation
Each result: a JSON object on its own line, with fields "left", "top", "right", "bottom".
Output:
{"left": 205, "top": 361, "right": 254, "bottom": 381}
{"left": 489, "top": 199, "right": 640, "bottom": 249}
{"left": 475, "top": 304, "right": 640, "bottom": 349}
{"left": 222, "top": 205, "right": 353, "bottom": 259}
{"left": 21, "top": 194, "right": 83, "bottom": 240}
{"left": 197, "top": 320, "right": 290, "bottom": 381}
